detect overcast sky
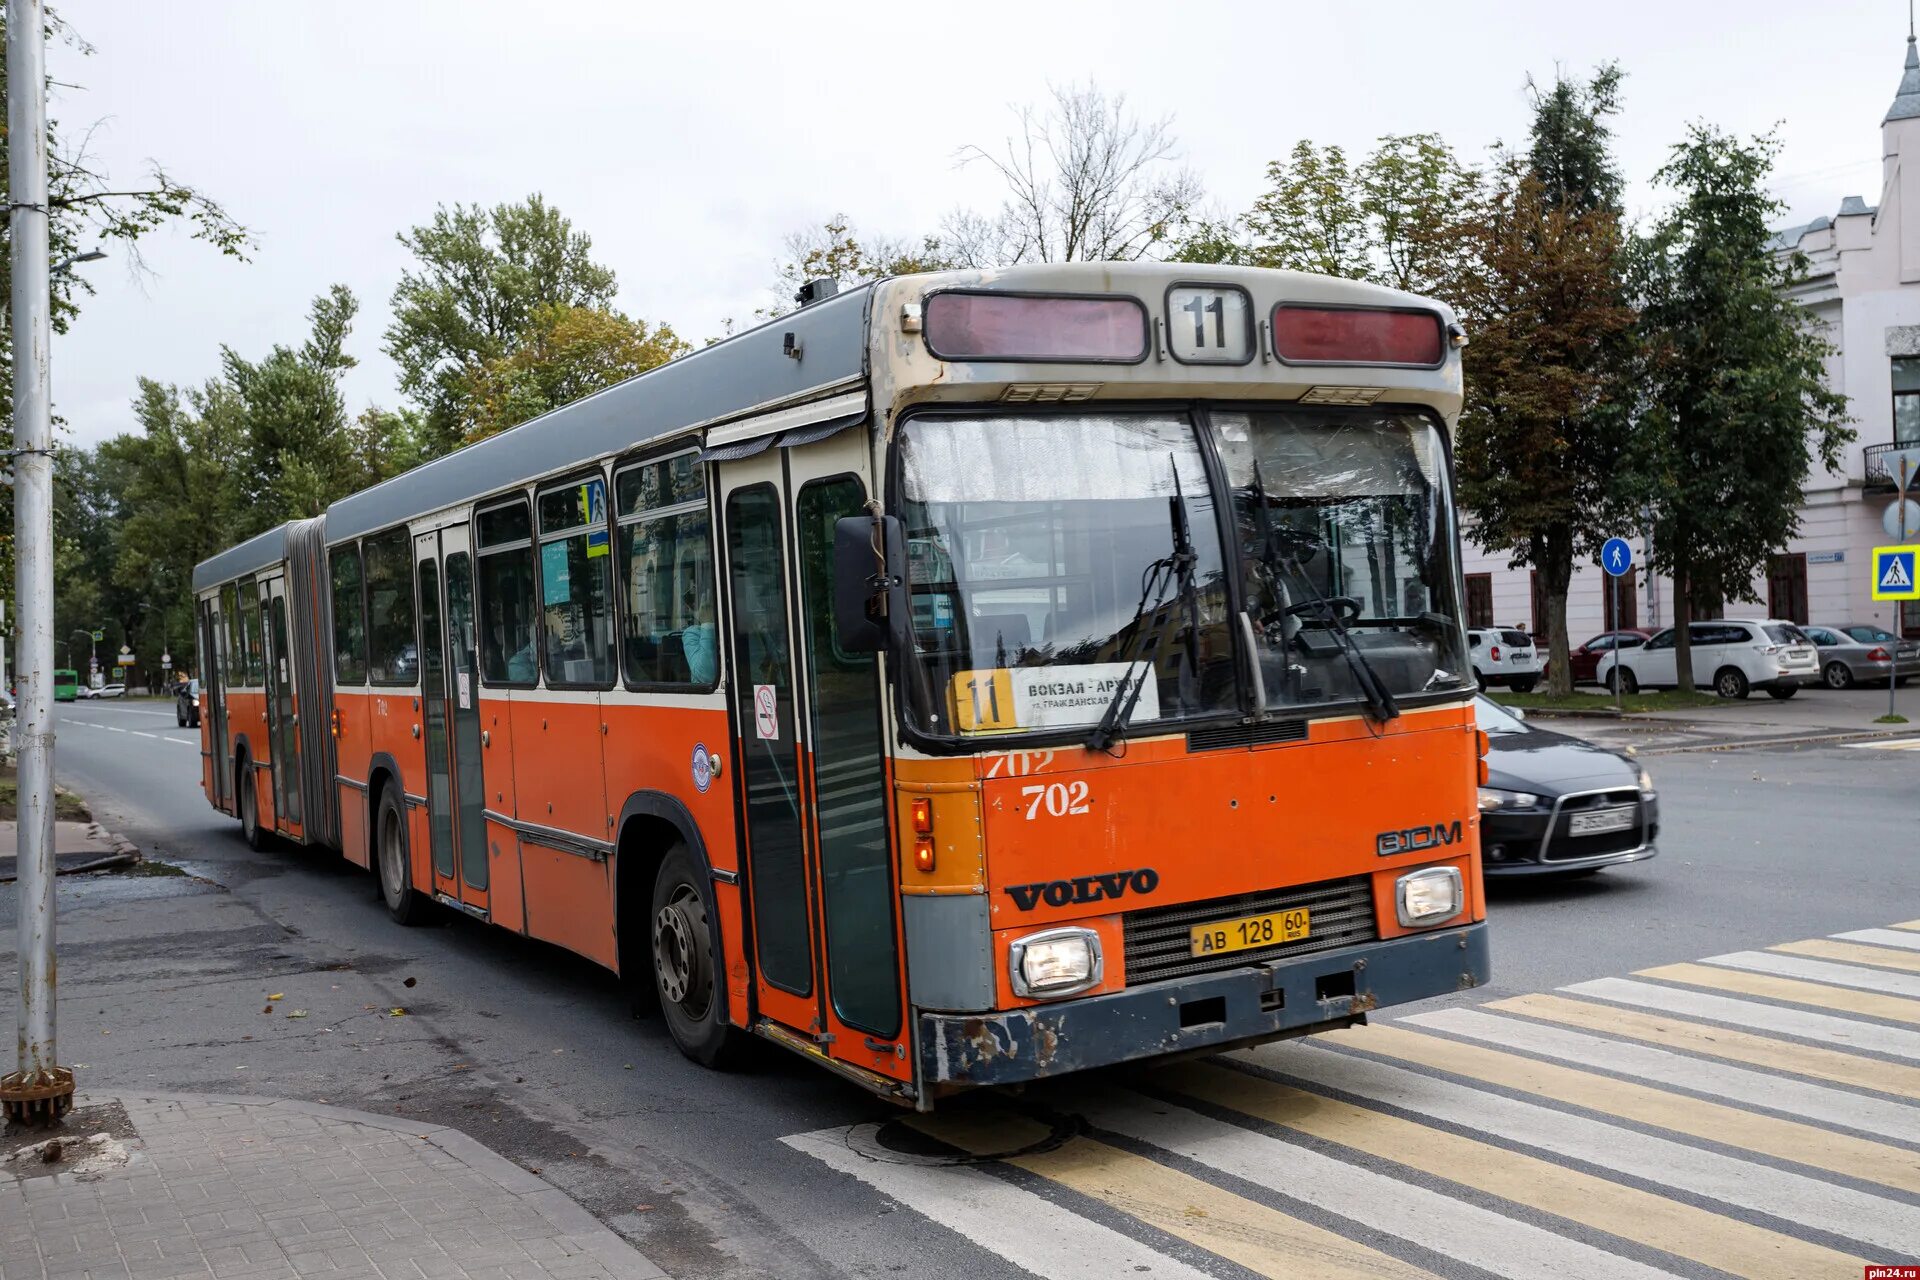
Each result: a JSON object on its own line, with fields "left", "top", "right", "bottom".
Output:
{"left": 47, "top": 0, "right": 1914, "bottom": 446}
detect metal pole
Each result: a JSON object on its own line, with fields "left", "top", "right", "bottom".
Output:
{"left": 1897, "top": 459, "right": 1912, "bottom": 724}
{"left": 2, "top": 0, "right": 73, "bottom": 1127}
{"left": 1612, "top": 573, "right": 1622, "bottom": 713}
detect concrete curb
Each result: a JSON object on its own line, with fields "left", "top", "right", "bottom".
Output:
{"left": 1636, "top": 727, "right": 1920, "bottom": 756}
{"left": 83, "top": 821, "right": 140, "bottom": 858}
{"left": 87, "top": 1090, "right": 669, "bottom": 1280}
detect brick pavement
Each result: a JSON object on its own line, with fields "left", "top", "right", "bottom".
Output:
{"left": 0, "top": 1094, "right": 667, "bottom": 1280}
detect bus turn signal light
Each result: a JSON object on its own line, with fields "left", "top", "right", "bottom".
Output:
{"left": 911, "top": 797, "right": 933, "bottom": 835}
{"left": 914, "top": 839, "right": 935, "bottom": 873}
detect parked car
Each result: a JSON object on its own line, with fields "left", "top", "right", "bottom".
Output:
{"left": 1566, "top": 628, "right": 1655, "bottom": 685}
{"left": 1469, "top": 627, "right": 1541, "bottom": 692}
{"left": 1475, "top": 695, "right": 1658, "bottom": 876}
{"left": 1800, "top": 622, "right": 1920, "bottom": 689}
{"left": 174, "top": 676, "right": 201, "bottom": 727}
{"left": 1596, "top": 619, "right": 1818, "bottom": 699}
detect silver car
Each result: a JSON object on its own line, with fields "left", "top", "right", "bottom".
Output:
{"left": 1803, "top": 622, "right": 1920, "bottom": 689}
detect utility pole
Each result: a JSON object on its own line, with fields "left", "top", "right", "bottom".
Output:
{"left": 1, "top": 0, "right": 73, "bottom": 1127}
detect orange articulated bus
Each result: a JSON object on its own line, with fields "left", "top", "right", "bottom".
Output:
{"left": 192, "top": 262, "right": 1489, "bottom": 1107}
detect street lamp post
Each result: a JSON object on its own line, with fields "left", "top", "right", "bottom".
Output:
{"left": 1, "top": 0, "right": 74, "bottom": 1126}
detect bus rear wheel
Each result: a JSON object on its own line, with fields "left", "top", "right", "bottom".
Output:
{"left": 652, "top": 842, "right": 743, "bottom": 1068}
{"left": 376, "top": 785, "right": 428, "bottom": 926}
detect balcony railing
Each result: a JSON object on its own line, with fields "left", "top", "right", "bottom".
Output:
{"left": 1864, "top": 442, "right": 1919, "bottom": 489}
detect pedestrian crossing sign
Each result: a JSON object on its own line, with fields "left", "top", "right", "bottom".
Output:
{"left": 1872, "top": 544, "right": 1920, "bottom": 600}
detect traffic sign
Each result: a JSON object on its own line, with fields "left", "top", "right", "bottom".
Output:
{"left": 1599, "top": 537, "right": 1633, "bottom": 577}
{"left": 1873, "top": 545, "right": 1920, "bottom": 601}
{"left": 1887, "top": 447, "right": 1920, "bottom": 495}
{"left": 1889, "top": 499, "right": 1920, "bottom": 541}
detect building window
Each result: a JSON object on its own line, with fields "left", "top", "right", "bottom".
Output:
{"left": 615, "top": 451, "right": 718, "bottom": 688}
{"left": 1601, "top": 570, "right": 1638, "bottom": 630}
{"left": 1896, "top": 357, "right": 1920, "bottom": 445}
{"left": 537, "top": 474, "right": 617, "bottom": 688}
{"left": 329, "top": 544, "right": 368, "bottom": 685}
{"left": 1767, "top": 553, "right": 1808, "bottom": 624}
{"left": 1904, "top": 599, "right": 1920, "bottom": 639}
{"left": 476, "top": 498, "right": 539, "bottom": 686}
{"left": 1464, "top": 573, "right": 1493, "bottom": 628}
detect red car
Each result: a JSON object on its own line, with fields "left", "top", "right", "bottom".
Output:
{"left": 1567, "top": 629, "right": 1656, "bottom": 684}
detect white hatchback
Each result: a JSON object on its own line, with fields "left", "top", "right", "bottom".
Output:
{"left": 1597, "top": 618, "right": 1819, "bottom": 699}
{"left": 1468, "top": 627, "right": 1542, "bottom": 692}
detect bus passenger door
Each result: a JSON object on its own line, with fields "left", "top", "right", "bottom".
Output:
{"left": 262, "top": 575, "right": 302, "bottom": 836}
{"left": 718, "top": 453, "right": 821, "bottom": 1038}
{"left": 784, "top": 433, "right": 907, "bottom": 1082}
{"left": 415, "top": 532, "right": 460, "bottom": 906}
{"left": 200, "top": 599, "right": 231, "bottom": 813}
{"left": 441, "top": 527, "right": 490, "bottom": 915}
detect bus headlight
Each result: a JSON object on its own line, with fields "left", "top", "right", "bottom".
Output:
{"left": 1009, "top": 927, "right": 1103, "bottom": 998}
{"left": 1396, "top": 867, "right": 1464, "bottom": 927}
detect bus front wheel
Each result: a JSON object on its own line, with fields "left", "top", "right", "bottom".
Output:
{"left": 652, "top": 842, "right": 743, "bottom": 1068}
{"left": 239, "top": 761, "right": 268, "bottom": 852}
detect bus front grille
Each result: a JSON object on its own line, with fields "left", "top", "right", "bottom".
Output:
{"left": 1122, "top": 875, "right": 1378, "bottom": 986}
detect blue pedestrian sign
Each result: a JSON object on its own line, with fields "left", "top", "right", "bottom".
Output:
{"left": 1600, "top": 538, "right": 1633, "bottom": 578}
{"left": 1873, "top": 544, "right": 1920, "bottom": 601}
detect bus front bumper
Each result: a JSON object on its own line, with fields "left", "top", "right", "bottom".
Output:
{"left": 918, "top": 922, "right": 1489, "bottom": 1088}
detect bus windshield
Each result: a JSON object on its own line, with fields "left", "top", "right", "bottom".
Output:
{"left": 897, "top": 412, "right": 1238, "bottom": 739}
{"left": 1218, "top": 408, "right": 1471, "bottom": 711}
{"left": 896, "top": 407, "right": 1470, "bottom": 740}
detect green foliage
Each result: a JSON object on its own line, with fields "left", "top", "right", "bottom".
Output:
{"left": 1624, "top": 125, "right": 1853, "bottom": 690}
{"left": 384, "top": 195, "right": 618, "bottom": 455}
{"left": 1244, "top": 142, "right": 1374, "bottom": 279}
{"left": 766, "top": 216, "right": 953, "bottom": 318}
{"left": 1454, "top": 67, "right": 1636, "bottom": 697}
{"left": 461, "top": 303, "right": 692, "bottom": 443}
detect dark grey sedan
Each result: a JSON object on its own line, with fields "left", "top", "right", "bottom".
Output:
{"left": 1475, "top": 696, "right": 1658, "bottom": 877}
{"left": 1802, "top": 622, "right": 1920, "bottom": 689}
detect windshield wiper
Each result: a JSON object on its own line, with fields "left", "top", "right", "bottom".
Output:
{"left": 1246, "top": 461, "right": 1400, "bottom": 724}
{"left": 1086, "top": 463, "right": 1197, "bottom": 753}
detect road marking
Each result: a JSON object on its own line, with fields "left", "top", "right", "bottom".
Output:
{"left": 1843, "top": 736, "right": 1920, "bottom": 749}
{"left": 780, "top": 1125, "right": 1217, "bottom": 1280}
{"left": 1321, "top": 1022, "right": 1920, "bottom": 1194}
{"left": 1638, "top": 961, "right": 1920, "bottom": 1025}
{"left": 1566, "top": 977, "right": 1920, "bottom": 1059}
{"left": 130, "top": 731, "right": 158, "bottom": 740}
{"left": 1839, "top": 927, "right": 1920, "bottom": 952}
{"left": 912, "top": 1111, "right": 1433, "bottom": 1280}
{"left": 1233, "top": 1042, "right": 1920, "bottom": 1256}
{"left": 1774, "top": 938, "right": 1920, "bottom": 973}
{"left": 1494, "top": 992, "right": 1920, "bottom": 1099}
{"left": 101, "top": 725, "right": 127, "bottom": 733}
{"left": 1893, "top": 919, "right": 1920, "bottom": 932}
{"left": 1703, "top": 949, "right": 1920, "bottom": 998}
{"left": 1162, "top": 1059, "right": 1861, "bottom": 1279}
{"left": 1075, "top": 1089, "right": 1678, "bottom": 1280}
{"left": 164, "top": 736, "right": 198, "bottom": 747}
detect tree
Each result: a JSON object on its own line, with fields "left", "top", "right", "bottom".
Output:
{"left": 460, "top": 304, "right": 691, "bottom": 444}
{"left": 1454, "top": 67, "right": 1635, "bottom": 697}
{"left": 945, "top": 82, "right": 1201, "bottom": 266}
{"left": 226, "top": 284, "right": 363, "bottom": 519}
{"left": 766, "top": 215, "right": 952, "bottom": 316}
{"left": 1625, "top": 126, "right": 1852, "bottom": 692}
{"left": 1171, "top": 134, "right": 1477, "bottom": 294}
{"left": 384, "top": 195, "right": 618, "bottom": 455}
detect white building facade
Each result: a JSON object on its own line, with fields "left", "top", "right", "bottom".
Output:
{"left": 1458, "top": 33, "right": 1920, "bottom": 644}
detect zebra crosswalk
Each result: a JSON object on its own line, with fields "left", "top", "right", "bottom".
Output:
{"left": 784, "top": 918, "right": 1920, "bottom": 1278}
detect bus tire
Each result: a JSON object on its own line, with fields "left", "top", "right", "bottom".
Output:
{"left": 239, "top": 757, "right": 268, "bottom": 852}
{"left": 652, "top": 841, "right": 743, "bottom": 1068}
{"left": 375, "top": 785, "right": 428, "bottom": 926}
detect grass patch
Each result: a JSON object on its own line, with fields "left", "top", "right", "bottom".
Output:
{"left": 0, "top": 769, "right": 92, "bottom": 822}
{"left": 1874, "top": 713, "right": 1910, "bottom": 724}
{"left": 124, "top": 858, "right": 186, "bottom": 877}
{"left": 1491, "top": 688, "right": 1726, "bottom": 715}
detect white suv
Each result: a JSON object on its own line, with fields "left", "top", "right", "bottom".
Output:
{"left": 1597, "top": 619, "right": 1819, "bottom": 699}
{"left": 1469, "top": 627, "right": 1542, "bottom": 692}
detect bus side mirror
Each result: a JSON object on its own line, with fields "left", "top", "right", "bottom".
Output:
{"left": 833, "top": 514, "right": 907, "bottom": 654}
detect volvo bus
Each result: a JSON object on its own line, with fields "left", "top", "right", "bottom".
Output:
{"left": 192, "top": 262, "right": 1489, "bottom": 1106}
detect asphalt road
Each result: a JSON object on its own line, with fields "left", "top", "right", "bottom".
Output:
{"left": 12, "top": 697, "right": 1920, "bottom": 1279}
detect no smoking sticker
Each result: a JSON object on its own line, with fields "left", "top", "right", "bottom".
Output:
{"left": 753, "top": 684, "right": 779, "bottom": 739}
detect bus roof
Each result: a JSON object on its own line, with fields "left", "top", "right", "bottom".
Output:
{"left": 195, "top": 262, "right": 1459, "bottom": 592}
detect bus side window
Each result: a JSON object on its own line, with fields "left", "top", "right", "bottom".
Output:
{"left": 536, "top": 475, "right": 617, "bottom": 688}
{"left": 614, "top": 451, "right": 716, "bottom": 689}
{"left": 238, "top": 576, "right": 263, "bottom": 686}
{"left": 221, "top": 582, "right": 242, "bottom": 686}
{"left": 476, "top": 498, "right": 538, "bottom": 686}
{"left": 330, "top": 543, "right": 368, "bottom": 685}
{"left": 364, "top": 528, "right": 418, "bottom": 685}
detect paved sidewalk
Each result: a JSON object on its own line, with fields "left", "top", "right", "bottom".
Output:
{"left": 0, "top": 1093, "right": 667, "bottom": 1280}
